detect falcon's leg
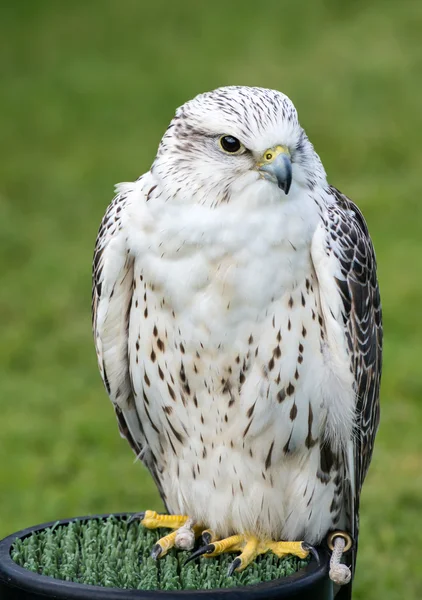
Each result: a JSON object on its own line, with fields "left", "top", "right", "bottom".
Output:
{"left": 138, "top": 510, "right": 202, "bottom": 557}
{"left": 187, "top": 533, "right": 310, "bottom": 575}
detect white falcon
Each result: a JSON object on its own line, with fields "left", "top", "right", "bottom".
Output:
{"left": 92, "top": 86, "right": 382, "bottom": 594}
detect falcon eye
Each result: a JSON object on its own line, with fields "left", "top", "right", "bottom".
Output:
{"left": 219, "top": 135, "right": 242, "bottom": 154}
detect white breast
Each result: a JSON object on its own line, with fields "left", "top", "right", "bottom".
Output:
{"left": 124, "top": 176, "right": 348, "bottom": 543}
{"left": 127, "top": 176, "right": 320, "bottom": 341}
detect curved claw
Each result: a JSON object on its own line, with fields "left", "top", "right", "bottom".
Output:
{"left": 227, "top": 557, "right": 242, "bottom": 576}
{"left": 151, "top": 544, "right": 163, "bottom": 560}
{"left": 301, "top": 542, "right": 320, "bottom": 565}
{"left": 184, "top": 543, "right": 215, "bottom": 565}
{"left": 127, "top": 512, "right": 145, "bottom": 526}
{"left": 202, "top": 531, "right": 213, "bottom": 545}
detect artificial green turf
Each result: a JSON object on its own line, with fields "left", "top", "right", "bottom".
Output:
{"left": 11, "top": 516, "right": 309, "bottom": 590}
{"left": 1, "top": 2, "right": 422, "bottom": 600}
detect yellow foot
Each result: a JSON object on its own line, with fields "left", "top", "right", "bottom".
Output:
{"left": 186, "top": 533, "right": 311, "bottom": 575}
{"left": 135, "top": 510, "right": 202, "bottom": 558}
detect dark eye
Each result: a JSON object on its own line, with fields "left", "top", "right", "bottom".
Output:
{"left": 219, "top": 135, "right": 242, "bottom": 153}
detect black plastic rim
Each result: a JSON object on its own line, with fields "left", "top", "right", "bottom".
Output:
{"left": 0, "top": 513, "right": 332, "bottom": 599}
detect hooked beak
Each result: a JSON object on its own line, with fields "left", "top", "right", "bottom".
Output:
{"left": 257, "top": 146, "right": 292, "bottom": 195}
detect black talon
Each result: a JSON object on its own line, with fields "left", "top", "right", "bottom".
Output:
{"left": 127, "top": 512, "right": 145, "bottom": 526}
{"left": 227, "top": 557, "right": 242, "bottom": 576}
{"left": 151, "top": 544, "right": 163, "bottom": 560}
{"left": 184, "top": 543, "right": 215, "bottom": 565}
{"left": 301, "top": 542, "right": 320, "bottom": 565}
{"left": 202, "top": 531, "right": 213, "bottom": 545}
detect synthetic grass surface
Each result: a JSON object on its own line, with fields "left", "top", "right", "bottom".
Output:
{"left": 11, "top": 516, "right": 309, "bottom": 590}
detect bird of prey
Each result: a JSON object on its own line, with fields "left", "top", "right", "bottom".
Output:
{"left": 92, "top": 86, "right": 382, "bottom": 595}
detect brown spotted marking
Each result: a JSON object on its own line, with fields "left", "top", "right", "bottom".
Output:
{"left": 146, "top": 184, "right": 157, "bottom": 201}
{"left": 144, "top": 404, "right": 160, "bottom": 434}
{"left": 306, "top": 489, "right": 315, "bottom": 507}
{"left": 305, "top": 403, "right": 318, "bottom": 449}
{"left": 277, "top": 388, "right": 286, "bottom": 403}
{"left": 265, "top": 440, "right": 275, "bottom": 470}
{"left": 246, "top": 400, "right": 257, "bottom": 418}
{"left": 283, "top": 430, "right": 293, "bottom": 453}
{"left": 167, "top": 383, "right": 176, "bottom": 401}
{"left": 243, "top": 419, "right": 253, "bottom": 437}
{"left": 286, "top": 382, "right": 295, "bottom": 396}
{"left": 317, "top": 440, "right": 337, "bottom": 484}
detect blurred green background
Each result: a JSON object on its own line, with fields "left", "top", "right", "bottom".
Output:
{"left": 1, "top": 1, "right": 421, "bottom": 598}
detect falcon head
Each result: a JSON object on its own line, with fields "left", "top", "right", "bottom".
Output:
{"left": 152, "top": 86, "right": 326, "bottom": 206}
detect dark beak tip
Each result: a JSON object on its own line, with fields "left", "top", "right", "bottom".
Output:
{"left": 278, "top": 178, "right": 292, "bottom": 195}
{"left": 276, "top": 154, "right": 292, "bottom": 195}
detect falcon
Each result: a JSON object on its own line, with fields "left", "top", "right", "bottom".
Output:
{"left": 92, "top": 86, "right": 382, "bottom": 595}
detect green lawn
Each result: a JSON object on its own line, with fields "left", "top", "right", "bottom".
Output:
{"left": 1, "top": 1, "right": 421, "bottom": 598}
